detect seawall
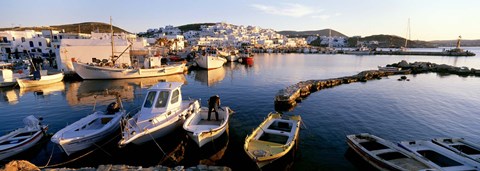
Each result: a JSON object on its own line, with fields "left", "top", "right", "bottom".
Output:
{"left": 274, "top": 60, "right": 480, "bottom": 111}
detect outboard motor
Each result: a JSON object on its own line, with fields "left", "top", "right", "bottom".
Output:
{"left": 106, "top": 102, "right": 120, "bottom": 114}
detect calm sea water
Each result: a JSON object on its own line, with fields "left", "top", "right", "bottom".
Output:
{"left": 1, "top": 47, "right": 480, "bottom": 170}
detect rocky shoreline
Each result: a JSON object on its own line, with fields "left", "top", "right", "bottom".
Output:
{"left": 274, "top": 60, "right": 480, "bottom": 111}
{"left": 2, "top": 160, "right": 231, "bottom": 171}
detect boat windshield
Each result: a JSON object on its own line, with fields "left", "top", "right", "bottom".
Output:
{"left": 155, "top": 91, "right": 170, "bottom": 108}
{"left": 143, "top": 91, "right": 157, "bottom": 108}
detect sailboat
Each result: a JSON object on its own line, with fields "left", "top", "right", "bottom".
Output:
{"left": 73, "top": 17, "right": 186, "bottom": 79}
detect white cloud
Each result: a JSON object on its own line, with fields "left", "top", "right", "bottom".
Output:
{"left": 311, "top": 15, "right": 331, "bottom": 20}
{"left": 251, "top": 3, "right": 320, "bottom": 17}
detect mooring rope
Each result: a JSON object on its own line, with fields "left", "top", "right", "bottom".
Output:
{"left": 147, "top": 130, "right": 167, "bottom": 158}
{"left": 39, "top": 133, "right": 120, "bottom": 169}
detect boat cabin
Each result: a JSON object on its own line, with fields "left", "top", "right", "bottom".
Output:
{"left": 138, "top": 82, "right": 183, "bottom": 121}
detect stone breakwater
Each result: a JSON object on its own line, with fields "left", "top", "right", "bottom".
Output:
{"left": 3, "top": 160, "right": 231, "bottom": 171}
{"left": 274, "top": 60, "right": 480, "bottom": 111}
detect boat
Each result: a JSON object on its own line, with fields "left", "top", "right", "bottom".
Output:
{"left": 344, "top": 46, "right": 373, "bottom": 55}
{"left": 72, "top": 17, "right": 186, "bottom": 80}
{"left": 0, "top": 62, "right": 28, "bottom": 87}
{"left": 183, "top": 106, "right": 231, "bottom": 147}
{"left": 244, "top": 112, "right": 301, "bottom": 168}
{"left": 51, "top": 95, "right": 126, "bottom": 156}
{"left": 399, "top": 140, "right": 480, "bottom": 170}
{"left": 0, "top": 115, "right": 47, "bottom": 160}
{"left": 432, "top": 138, "right": 480, "bottom": 163}
{"left": 16, "top": 72, "right": 64, "bottom": 88}
{"left": 346, "top": 133, "right": 439, "bottom": 171}
{"left": 194, "top": 53, "right": 227, "bottom": 70}
{"left": 118, "top": 82, "right": 201, "bottom": 147}
{"left": 72, "top": 61, "right": 186, "bottom": 80}
{"left": 378, "top": 66, "right": 401, "bottom": 72}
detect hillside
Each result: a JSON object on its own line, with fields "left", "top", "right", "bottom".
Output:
{"left": 0, "top": 22, "right": 129, "bottom": 34}
{"left": 278, "top": 29, "right": 347, "bottom": 38}
{"left": 177, "top": 23, "right": 215, "bottom": 32}
{"left": 348, "top": 34, "right": 435, "bottom": 48}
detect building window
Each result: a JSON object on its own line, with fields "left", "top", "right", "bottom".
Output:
{"left": 31, "top": 49, "right": 36, "bottom": 52}
{"left": 12, "top": 37, "right": 15, "bottom": 41}
{"left": 59, "top": 35, "right": 63, "bottom": 39}
{"left": 2, "top": 37, "right": 6, "bottom": 42}
{"left": 53, "top": 36, "right": 57, "bottom": 40}
{"left": 38, "top": 42, "right": 42, "bottom": 47}
{"left": 38, "top": 49, "right": 42, "bottom": 53}
{"left": 29, "top": 41, "right": 34, "bottom": 47}
{"left": 21, "top": 37, "right": 25, "bottom": 42}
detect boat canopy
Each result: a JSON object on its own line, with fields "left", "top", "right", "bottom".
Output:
{"left": 138, "top": 82, "right": 184, "bottom": 122}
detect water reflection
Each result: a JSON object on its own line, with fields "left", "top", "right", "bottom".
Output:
{"left": 0, "top": 88, "right": 19, "bottom": 105}
{"left": 66, "top": 74, "right": 187, "bottom": 106}
{"left": 193, "top": 67, "right": 226, "bottom": 86}
{"left": 19, "top": 82, "right": 66, "bottom": 97}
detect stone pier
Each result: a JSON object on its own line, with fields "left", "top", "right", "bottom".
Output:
{"left": 274, "top": 60, "right": 480, "bottom": 111}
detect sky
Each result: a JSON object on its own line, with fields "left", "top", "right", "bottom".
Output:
{"left": 2, "top": 0, "right": 480, "bottom": 41}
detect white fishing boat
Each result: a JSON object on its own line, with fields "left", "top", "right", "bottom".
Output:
{"left": 72, "top": 61, "right": 186, "bottom": 80}
{"left": 183, "top": 106, "right": 231, "bottom": 147}
{"left": 16, "top": 72, "right": 64, "bottom": 88}
{"left": 399, "top": 140, "right": 480, "bottom": 170}
{"left": 118, "top": 82, "right": 200, "bottom": 147}
{"left": 346, "top": 133, "right": 439, "bottom": 171}
{"left": 244, "top": 113, "right": 301, "bottom": 168}
{"left": 0, "top": 115, "right": 47, "bottom": 160}
{"left": 345, "top": 46, "right": 373, "bottom": 55}
{"left": 194, "top": 53, "right": 226, "bottom": 70}
{"left": 72, "top": 17, "right": 186, "bottom": 80}
{"left": 51, "top": 96, "right": 126, "bottom": 156}
{"left": 432, "top": 138, "right": 480, "bottom": 163}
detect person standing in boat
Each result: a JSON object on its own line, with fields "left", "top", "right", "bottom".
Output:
{"left": 208, "top": 95, "right": 221, "bottom": 121}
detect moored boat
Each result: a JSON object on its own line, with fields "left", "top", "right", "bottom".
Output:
{"left": 73, "top": 61, "right": 186, "bottom": 80}
{"left": 432, "top": 138, "right": 480, "bottom": 163}
{"left": 118, "top": 82, "right": 200, "bottom": 147}
{"left": 194, "top": 53, "right": 226, "bottom": 70}
{"left": 183, "top": 106, "right": 231, "bottom": 147}
{"left": 399, "top": 140, "right": 480, "bottom": 170}
{"left": 16, "top": 72, "right": 64, "bottom": 88}
{"left": 51, "top": 96, "right": 126, "bottom": 156}
{"left": 244, "top": 112, "right": 301, "bottom": 168}
{"left": 346, "top": 133, "right": 439, "bottom": 171}
{"left": 0, "top": 115, "right": 47, "bottom": 160}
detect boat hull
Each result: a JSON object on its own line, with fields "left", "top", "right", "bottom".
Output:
{"left": 51, "top": 110, "right": 125, "bottom": 156}
{"left": 244, "top": 113, "right": 301, "bottom": 168}
{"left": 73, "top": 62, "right": 186, "bottom": 80}
{"left": 119, "top": 100, "right": 201, "bottom": 147}
{"left": 183, "top": 107, "right": 230, "bottom": 147}
{"left": 0, "top": 126, "right": 46, "bottom": 160}
{"left": 195, "top": 55, "right": 226, "bottom": 70}
{"left": 17, "top": 73, "right": 64, "bottom": 88}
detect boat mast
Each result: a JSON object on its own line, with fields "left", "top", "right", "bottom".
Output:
{"left": 110, "top": 16, "right": 115, "bottom": 64}
{"left": 404, "top": 18, "right": 410, "bottom": 49}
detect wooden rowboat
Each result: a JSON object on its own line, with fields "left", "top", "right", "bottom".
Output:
{"left": 244, "top": 112, "right": 301, "bottom": 168}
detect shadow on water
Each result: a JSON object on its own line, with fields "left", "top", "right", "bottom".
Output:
{"left": 344, "top": 148, "right": 379, "bottom": 171}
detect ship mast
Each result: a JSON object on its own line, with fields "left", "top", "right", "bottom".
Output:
{"left": 110, "top": 16, "right": 115, "bottom": 64}
{"left": 404, "top": 18, "right": 410, "bottom": 49}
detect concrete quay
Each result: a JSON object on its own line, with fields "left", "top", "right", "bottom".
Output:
{"left": 374, "top": 50, "right": 475, "bottom": 57}
{"left": 2, "top": 160, "right": 231, "bottom": 171}
{"left": 274, "top": 60, "right": 480, "bottom": 111}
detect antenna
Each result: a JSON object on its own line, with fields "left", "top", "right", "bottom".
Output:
{"left": 110, "top": 16, "right": 115, "bottom": 63}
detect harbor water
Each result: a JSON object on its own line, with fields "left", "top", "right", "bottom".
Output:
{"left": 1, "top": 47, "right": 480, "bottom": 170}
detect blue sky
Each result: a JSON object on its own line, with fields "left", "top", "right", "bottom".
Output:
{"left": 2, "top": 0, "right": 479, "bottom": 40}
